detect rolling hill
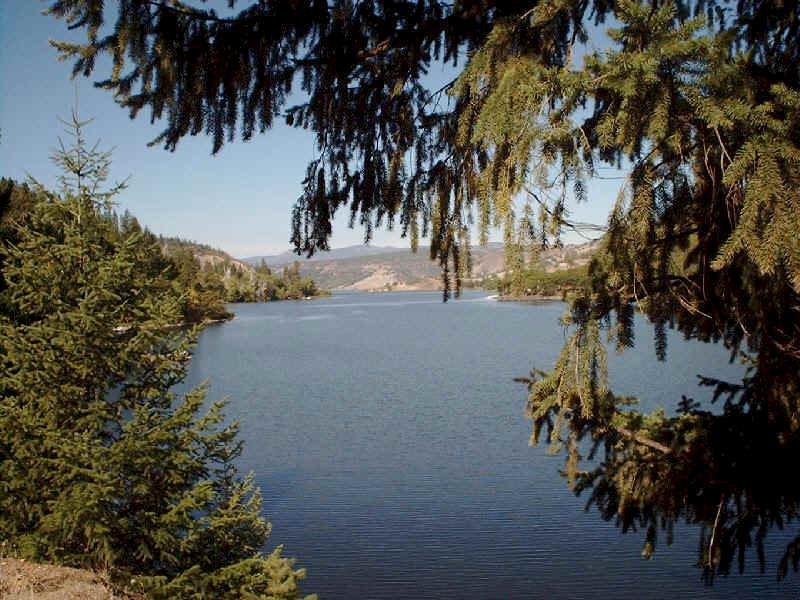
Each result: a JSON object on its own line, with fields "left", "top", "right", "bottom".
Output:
{"left": 241, "top": 241, "right": 600, "bottom": 291}
{"left": 243, "top": 245, "right": 407, "bottom": 266}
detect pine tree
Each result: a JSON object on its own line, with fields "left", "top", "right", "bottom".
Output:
{"left": 0, "top": 113, "right": 313, "bottom": 599}
{"left": 0, "top": 178, "right": 42, "bottom": 317}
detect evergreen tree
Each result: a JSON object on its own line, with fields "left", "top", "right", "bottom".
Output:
{"left": 45, "top": 0, "right": 800, "bottom": 580}
{"left": 0, "top": 178, "right": 42, "bottom": 317}
{"left": 0, "top": 114, "right": 312, "bottom": 599}
{"left": 504, "top": 202, "right": 540, "bottom": 296}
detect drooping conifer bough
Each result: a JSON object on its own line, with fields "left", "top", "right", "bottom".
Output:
{"left": 45, "top": 0, "right": 800, "bottom": 580}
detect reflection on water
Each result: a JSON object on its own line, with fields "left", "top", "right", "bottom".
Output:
{"left": 183, "top": 291, "right": 799, "bottom": 599}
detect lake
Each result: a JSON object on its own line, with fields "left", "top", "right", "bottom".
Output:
{"left": 182, "top": 291, "right": 799, "bottom": 599}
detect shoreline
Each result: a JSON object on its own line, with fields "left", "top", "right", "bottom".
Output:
{"left": 333, "top": 287, "right": 493, "bottom": 293}
{"left": 496, "top": 294, "right": 564, "bottom": 303}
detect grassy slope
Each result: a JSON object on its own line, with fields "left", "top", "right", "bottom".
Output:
{"left": 292, "top": 241, "right": 599, "bottom": 291}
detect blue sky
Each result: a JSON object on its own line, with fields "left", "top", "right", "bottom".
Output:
{"left": 1, "top": 2, "right": 623, "bottom": 258}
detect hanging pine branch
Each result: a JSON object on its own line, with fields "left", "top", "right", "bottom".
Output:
{"left": 45, "top": 0, "right": 800, "bottom": 578}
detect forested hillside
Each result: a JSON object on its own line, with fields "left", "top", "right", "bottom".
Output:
{"left": 160, "top": 234, "right": 328, "bottom": 302}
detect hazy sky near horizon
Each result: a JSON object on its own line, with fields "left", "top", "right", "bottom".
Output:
{"left": 1, "top": 2, "right": 623, "bottom": 258}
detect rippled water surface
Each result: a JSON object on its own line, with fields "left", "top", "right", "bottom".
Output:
{"left": 183, "top": 291, "right": 799, "bottom": 599}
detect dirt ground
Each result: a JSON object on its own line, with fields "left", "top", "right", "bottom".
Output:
{"left": 0, "top": 558, "right": 140, "bottom": 600}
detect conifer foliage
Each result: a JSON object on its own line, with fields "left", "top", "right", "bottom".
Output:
{"left": 46, "top": 0, "right": 800, "bottom": 579}
{"left": 0, "top": 114, "right": 312, "bottom": 599}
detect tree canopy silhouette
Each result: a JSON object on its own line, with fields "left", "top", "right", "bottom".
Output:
{"left": 46, "top": 0, "right": 800, "bottom": 580}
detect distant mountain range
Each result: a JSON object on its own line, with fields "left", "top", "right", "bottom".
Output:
{"left": 242, "top": 245, "right": 409, "bottom": 266}
{"left": 239, "top": 240, "right": 600, "bottom": 292}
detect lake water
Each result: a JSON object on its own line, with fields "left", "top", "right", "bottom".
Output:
{"left": 183, "top": 291, "right": 799, "bottom": 599}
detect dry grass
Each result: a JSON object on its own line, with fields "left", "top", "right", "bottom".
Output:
{"left": 0, "top": 558, "right": 145, "bottom": 600}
